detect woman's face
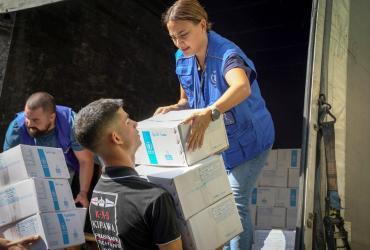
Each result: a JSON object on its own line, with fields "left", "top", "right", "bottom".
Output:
{"left": 167, "top": 19, "right": 207, "bottom": 57}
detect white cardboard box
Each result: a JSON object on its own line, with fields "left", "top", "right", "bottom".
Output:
{"left": 288, "top": 168, "right": 299, "bottom": 188}
{"left": 253, "top": 229, "right": 295, "bottom": 249}
{"left": 277, "top": 149, "right": 301, "bottom": 169}
{"left": 256, "top": 207, "right": 286, "bottom": 229}
{"left": 286, "top": 208, "right": 297, "bottom": 229}
{"left": 136, "top": 155, "right": 232, "bottom": 220}
{"left": 258, "top": 168, "right": 288, "bottom": 188}
{"left": 2, "top": 209, "right": 85, "bottom": 250}
{"left": 135, "top": 109, "right": 229, "bottom": 167}
{"left": 273, "top": 188, "right": 291, "bottom": 208}
{"left": 275, "top": 188, "right": 298, "bottom": 209}
{"left": 256, "top": 188, "right": 298, "bottom": 209}
{"left": 0, "top": 178, "right": 75, "bottom": 227}
{"left": 264, "top": 150, "right": 277, "bottom": 170}
{"left": 0, "top": 145, "right": 70, "bottom": 186}
{"left": 180, "top": 194, "right": 243, "bottom": 250}
{"left": 256, "top": 188, "right": 275, "bottom": 207}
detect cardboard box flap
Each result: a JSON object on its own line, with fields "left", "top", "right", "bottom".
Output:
{"left": 138, "top": 119, "right": 180, "bottom": 128}
{"left": 136, "top": 165, "right": 187, "bottom": 179}
{"left": 148, "top": 109, "right": 203, "bottom": 122}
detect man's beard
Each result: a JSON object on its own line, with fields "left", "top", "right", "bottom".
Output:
{"left": 27, "top": 123, "right": 53, "bottom": 137}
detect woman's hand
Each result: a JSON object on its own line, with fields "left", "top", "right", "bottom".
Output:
{"left": 183, "top": 108, "right": 212, "bottom": 151}
{"left": 154, "top": 104, "right": 180, "bottom": 115}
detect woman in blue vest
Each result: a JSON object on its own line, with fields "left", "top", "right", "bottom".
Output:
{"left": 155, "top": 0, "right": 275, "bottom": 249}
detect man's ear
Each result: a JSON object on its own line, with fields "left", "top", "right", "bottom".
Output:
{"left": 111, "top": 131, "right": 123, "bottom": 145}
{"left": 50, "top": 112, "right": 56, "bottom": 123}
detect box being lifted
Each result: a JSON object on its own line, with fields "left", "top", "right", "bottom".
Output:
{"left": 0, "top": 145, "right": 70, "bottom": 186}
{"left": 135, "top": 109, "right": 228, "bottom": 167}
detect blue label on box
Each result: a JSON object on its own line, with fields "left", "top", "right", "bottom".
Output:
{"left": 290, "top": 188, "right": 297, "bottom": 207}
{"left": 291, "top": 150, "right": 298, "bottom": 168}
{"left": 48, "top": 181, "right": 60, "bottom": 210}
{"left": 142, "top": 131, "right": 158, "bottom": 164}
{"left": 57, "top": 213, "right": 70, "bottom": 244}
{"left": 165, "top": 154, "right": 173, "bottom": 161}
{"left": 251, "top": 188, "right": 257, "bottom": 205}
{"left": 37, "top": 149, "right": 51, "bottom": 177}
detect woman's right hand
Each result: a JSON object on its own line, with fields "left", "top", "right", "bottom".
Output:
{"left": 154, "top": 104, "right": 179, "bottom": 115}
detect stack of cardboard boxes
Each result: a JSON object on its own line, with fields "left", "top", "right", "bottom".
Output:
{"left": 251, "top": 148, "right": 301, "bottom": 250}
{"left": 135, "top": 110, "right": 243, "bottom": 250}
{"left": 0, "top": 145, "right": 86, "bottom": 249}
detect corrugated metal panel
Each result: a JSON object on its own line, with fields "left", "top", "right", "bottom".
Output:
{"left": 0, "top": 0, "right": 66, "bottom": 13}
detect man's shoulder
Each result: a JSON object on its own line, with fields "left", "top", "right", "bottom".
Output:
{"left": 7, "top": 117, "right": 21, "bottom": 132}
{"left": 95, "top": 175, "right": 169, "bottom": 201}
{"left": 3, "top": 118, "right": 23, "bottom": 150}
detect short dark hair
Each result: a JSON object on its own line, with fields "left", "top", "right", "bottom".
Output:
{"left": 25, "top": 92, "right": 56, "bottom": 113}
{"left": 74, "top": 99, "right": 123, "bottom": 153}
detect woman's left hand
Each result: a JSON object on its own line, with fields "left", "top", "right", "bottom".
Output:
{"left": 183, "top": 108, "right": 212, "bottom": 151}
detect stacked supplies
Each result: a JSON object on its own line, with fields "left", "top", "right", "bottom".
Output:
{"left": 135, "top": 110, "right": 242, "bottom": 250}
{"left": 0, "top": 144, "right": 86, "bottom": 249}
{"left": 250, "top": 148, "right": 301, "bottom": 249}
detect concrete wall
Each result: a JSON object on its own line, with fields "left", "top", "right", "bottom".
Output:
{"left": 0, "top": 14, "right": 14, "bottom": 97}
{"left": 0, "top": 0, "right": 178, "bottom": 146}
{"left": 345, "top": 0, "right": 370, "bottom": 248}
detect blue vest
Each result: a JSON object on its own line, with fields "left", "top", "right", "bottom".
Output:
{"left": 16, "top": 105, "right": 80, "bottom": 173}
{"left": 175, "top": 31, "right": 274, "bottom": 169}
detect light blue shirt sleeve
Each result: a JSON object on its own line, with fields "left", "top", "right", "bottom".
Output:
{"left": 3, "top": 118, "right": 22, "bottom": 151}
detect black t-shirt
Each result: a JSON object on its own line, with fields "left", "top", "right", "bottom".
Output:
{"left": 89, "top": 166, "right": 180, "bottom": 250}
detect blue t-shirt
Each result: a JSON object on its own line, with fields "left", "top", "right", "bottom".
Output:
{"left": 3, "top": 111, "right": 83, "bottom": 152}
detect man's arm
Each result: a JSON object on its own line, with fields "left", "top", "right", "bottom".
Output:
{"left": 73, "top": 149, "right": 94, "bottom": 208}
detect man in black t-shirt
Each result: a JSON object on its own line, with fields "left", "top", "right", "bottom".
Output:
{"left": 74, "top": 99, "right": 182, "bottom": 250}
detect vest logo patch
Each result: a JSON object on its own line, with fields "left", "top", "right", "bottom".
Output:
{"left": 211, "top": 70, "right": 217, "bottom": 84}
{"left": 91, "top": 197, "right": 115, "bottom": 208}
{"left": 90, "top": 192, "right": 122, "bottom": 249}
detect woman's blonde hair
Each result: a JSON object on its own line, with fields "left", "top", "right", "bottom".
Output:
{"left": 162, "top": 0, "right": 212, "bottom": 31}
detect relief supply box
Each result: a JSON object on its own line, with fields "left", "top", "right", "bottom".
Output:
{"left": 0, "top": 145, "right": 70, "bottom": 186}
{"left": 256, "top": 207, "right": 286, "bottom": 229}
{"left": 136, "top": 155, "right": 232, "bottom": 220}
{"left": 0, "top": 178, "right": 75, "bottom": 227}
{"left": 179, "top": 194, "right": 243, "bottom": 250}
{"left": 2, "top": 209, "right": 86, "bottom": 250}
{"left": 135, "top": 109, "right": 228, "bottom": 166}
{"left": 277, "top": 149, "right": 301, "bottom": 169}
